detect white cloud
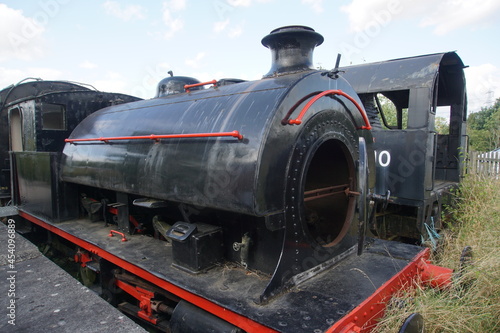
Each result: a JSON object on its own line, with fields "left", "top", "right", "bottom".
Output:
{"left": 102, "top": 1, "right": 146, "bottom": 21}
{"left": 185, "top": 52, "right": 206, "bottom": 69}
{"left": 0, "top": 66, "right": 63, "bottom": 90}
{"left": 302, "top": 0, "right": 324, "bottom": 13}
{"left": 156, "top": 62, "right": 172, "bottom": 73}
{"left": 341, "top": 0, "right": 405, "bottom": 33}
{"left": 228, "top": 25, "right": 243, "bottom": 38}
{"left": 213, "top": 19, "right": 230, "bottom": 33}
{"left": 465, "top": 64, "right": 500, "bottom": 113}
{"left": 227, "top": 0, "right": 252, "bottom": 6}
{"left": 419, "top": 0, "right": 500, "bottom": 35}
{"left": 161, "top": 0, "right": 187, "bottom": 39}
{"left": 0, "top": 4, "right": 45, "bottom": 61}
{"left": 213, "top": 20, "right": 244, "bottom": 37}
{"left": 93, "top": 71, "right": 128, "bottom": 93}
{"left": 79, "top": 60, "right": 98, "bottom": 69}
{"left": 168, "top": 0, "right": 187, "bottom": 12}
{"left": 341, "top": 0, "right": 500, "bottom": 35}
{"left": 226, "top": 0, "right": 272, "bottom": 6}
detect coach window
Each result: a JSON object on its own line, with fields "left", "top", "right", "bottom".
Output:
{"left": 41, "top": 103, "right": 66, "bottom": 130}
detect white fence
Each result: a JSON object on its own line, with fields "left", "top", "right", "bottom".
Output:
{"left": 466, "top": 150, "right": 500, "bottom": 177}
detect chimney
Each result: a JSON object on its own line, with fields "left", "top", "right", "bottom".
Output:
{"left": 261, "top": 26, "right": 324, "bottom": 78}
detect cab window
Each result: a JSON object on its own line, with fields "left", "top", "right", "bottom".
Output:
{"left": 41, "top": 103, "right": 66, "bottom": 130}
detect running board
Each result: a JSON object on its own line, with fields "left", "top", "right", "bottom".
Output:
{"left": 0, "top": 206, "right": 18, "bottom": 218}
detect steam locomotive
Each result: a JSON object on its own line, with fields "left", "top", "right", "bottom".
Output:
{"left": 0, "top": 26, "right": 466, "bottom": 332}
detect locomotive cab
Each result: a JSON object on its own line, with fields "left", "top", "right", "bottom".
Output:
{"left": 341, "top": 52, "right": 467, "bottom": 240}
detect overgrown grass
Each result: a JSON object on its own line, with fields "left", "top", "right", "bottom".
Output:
{"left": 374, "top": 174, "right": 500, "bottom": 333}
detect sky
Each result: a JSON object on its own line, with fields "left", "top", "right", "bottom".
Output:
{"left": 1, "top": 0, "right": 500, "bottom": 116}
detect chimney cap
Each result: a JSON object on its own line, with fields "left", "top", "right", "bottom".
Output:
{"left": 261, "top": 25, "right": 324, "bottom": 48}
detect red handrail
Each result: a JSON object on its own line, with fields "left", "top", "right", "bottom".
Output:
{"left": 108, "top": 230, "right": 127, "bottom": 242}
{"left": 65, "top": 130, "right": 244, "bottom": 144}
{"left": 286, "top": 90, "right": 372, "bottom": 130}
{"left": 184, "top": 79, "right": 217, "bottom": 92}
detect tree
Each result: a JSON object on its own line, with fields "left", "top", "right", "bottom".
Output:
{"left": 377, "top": 94, "right": 408, "bottom": 129}
{"left": 435, "top": 116, "right": 449, "bottom": 134}
{"left": 467, "top": 98, "right": 500, "bottom": 151}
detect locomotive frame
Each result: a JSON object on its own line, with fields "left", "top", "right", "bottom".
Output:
{"left": 0, "top": 26, "right": 467, "bottom": 332}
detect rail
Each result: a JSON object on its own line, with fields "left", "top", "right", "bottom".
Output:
{"left": 65, "top": 130, "right": 244, "bottom": 144}
{"left": 283, "top": 90, "right": 372, "bottom": 130}
{"left": 184, "top": 79, "right": 217, "bottom": 92}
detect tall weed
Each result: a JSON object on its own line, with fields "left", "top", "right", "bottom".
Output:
{"left": 374, "top": 174, "right": 500, "bottom": 332}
